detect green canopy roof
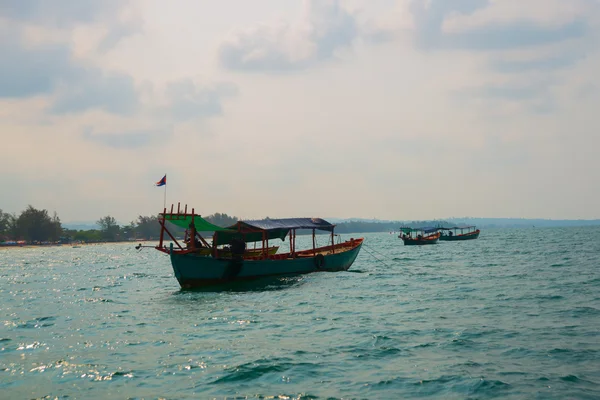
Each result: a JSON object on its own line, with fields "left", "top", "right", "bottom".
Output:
{"left": 162, "top": 214, "right": 233, "bottom": 232}
{"left": 162, "top": 214, "right": 335, "bottom": 247}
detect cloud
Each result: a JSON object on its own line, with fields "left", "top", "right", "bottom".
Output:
{"left": 0, "top": 34, "right": 139, "bottom": 115}
{"left": 2, "top": 1, "right": 599, "bottom": 221}
{"left": 82, "top": 127, "right": 167, "bottom": 149}
{"left": 453, "top": 76, "right": 559, "bottom": 115}
{"left": 0, "top": 29, "right": 236, "bottom": 119}
{"left": 52, "top": 70, "right": 139, "bottom": 115}
{"left": 444, "top": 20, "right": 586, "bottom": 50}
{"left": 410, "top": 0, "right": 489, "bottom": 48}
{"left": 164, "top": 79, "right": 238, "bottom": 121}
{"left": 0, "top": 0, "right": 126, "bottom": 27}
{"left": 218, "top": 0, "right": 360, "bottom": 72}
{"left": 491, "top": 53, "right": 584, "bottom": 73}
{"left": 475, "top": 80, "right": 554, "bottom": 100}
{"left": 96, "top": 20, "right": 141, "bottom": 53}
{"left": 409, "top": 0, "right": 587, "bottom": 50}
{"left": 401, "top": 0, "right": 599, "bottom": 115}
{"left": 0, "top": 0, "right": 139, "bottom": 56}
{"left": 0, "top": 37, "right": 72, "bottom": 98}
{"left": 0, "top": 0, "right": 144, "bottom": 115}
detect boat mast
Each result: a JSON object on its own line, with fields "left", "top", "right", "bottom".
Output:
{"left": 158, "top": 206, "right": 166, "bottom": 248}
{"left": 189, "top": 206, "right": 196, "bottom": 251}
{"left": 330, "top": 228, "right": 335, "bottom": 254}
{"left": 291, "top": 229, "right": 296, "bottom": 256}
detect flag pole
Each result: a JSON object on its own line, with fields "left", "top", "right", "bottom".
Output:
{"left": 163, "top": 173, "right": 167, "bottom": 210}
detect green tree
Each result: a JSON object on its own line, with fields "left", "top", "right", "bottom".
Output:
{"left": 122, "top": 220, "right": 137, "bottom": 240}
{"left": 205, "top": 213, "right": 238, "bottom": 227}
{"left": 50, "top": 212, "right": 63, "bottom": 242}
{"left": 136, "top": 215, "right": 159, "bottom": 239}
{"left": 97, "top": 215, "right": 120, "bottom": 241}
{"left": 15, "top": 205, "right": 61, "bottom": 243}
{"left": 73, "top": 229, "right": 103, "bottom": 243}
{"left": 0, "top": 209, "right": 15, "bottom": 240}
{"left": 7, "top": 213, "right": 18, "bottom": 240}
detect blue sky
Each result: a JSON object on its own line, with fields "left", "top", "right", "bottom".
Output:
{"left": 1, "top": 0, "right": 599, "bottom": 222}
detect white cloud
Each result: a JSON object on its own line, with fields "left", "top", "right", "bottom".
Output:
{"left": 218, "top": 0, "right": 362, "bottom": 71}
{"left": 442, "top": 0, "right": 594, "bottom": 33}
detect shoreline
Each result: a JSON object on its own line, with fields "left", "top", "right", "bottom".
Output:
{"left": 0, "top": 241, "right": 158, "bottom": 250}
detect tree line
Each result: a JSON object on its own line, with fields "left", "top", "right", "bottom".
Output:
{"left": 0, "top": 205, "right": 239, "bottom": 244}
{"left": 0, "top": 205, "right": 457, "bottom": 245}
{"left": 0, "top": 206, "right": 62, "bottom": 243}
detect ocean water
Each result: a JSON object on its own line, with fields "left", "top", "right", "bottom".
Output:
{"left": 1, "top": 227, "right": 599, "bottom": 399}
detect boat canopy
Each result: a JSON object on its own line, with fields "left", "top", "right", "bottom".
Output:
{"left": 237, "top": 217, "right": 335, "bottom": 232}
{"left": 438, "top": 226, "right": 476, "bottom": 230}
{"left": 162, "top": 213, "right": 234, "bottom": 232}
{"left": 400, "top": 227, "right": 439, "bottom": 234}
{"left": 214, "top": 217, "right": 335, "bottom": 246}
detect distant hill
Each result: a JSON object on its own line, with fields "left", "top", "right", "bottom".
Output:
{"left": 62, "top": 222, "right": 99, "bottom": 230}
{"left": 61, "top": 217, "right": 600, "bottom": 234}
{"left": 330, "top": 217, "right": 600, "bottom": 234}
{"left": 333, "top": 219, "right": 451, "bottom": 234}
{"left": 445, "top": 217, "right": 600, "bottom": 228}
{"left": 327, "top": 217, "right": 396, "bottom": 224}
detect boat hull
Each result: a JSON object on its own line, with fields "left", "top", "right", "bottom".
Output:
{"left": 169, "top": 240, "right": 363, "bottom": 288}
{"left": 402, "top": 238, "right": 439, "bottom": 245}
{"left": 401, "top": 232, "right": 440, "bottom": 246}
{"left": 194, "top": 246, "right": 279, "bottom": 257}
{"left": 439, "top": 230, "right": 480, "bottom": 241}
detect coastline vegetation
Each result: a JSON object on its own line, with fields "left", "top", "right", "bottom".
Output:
{"left": 0, "top": 206, "right": 238, "bottom": 246}
{"left": 0, "top": 205, "right": 449, "bottom": 246}
{"left": 4, "top": 205, "right": 599, "bottom": 247}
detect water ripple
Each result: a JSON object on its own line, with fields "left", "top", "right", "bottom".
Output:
{"left": 1, "top": 229, "right": 599, "bottom": 398}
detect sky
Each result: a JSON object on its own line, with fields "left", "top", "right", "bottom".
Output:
{"left": 1, "top": 0, "right": 599, "bottom": 223}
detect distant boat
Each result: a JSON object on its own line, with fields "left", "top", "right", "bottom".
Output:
{"left": 438, "top": 226, "right": 480, "bottom": 241}
{"left": 398, "top": 227, "right": 440, "bottom": 245}
{"left": 154, "top": 204, "right": 364, "bottom": 288}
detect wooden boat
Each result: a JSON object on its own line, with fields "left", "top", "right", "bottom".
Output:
{"left": 155, "top": 204, "right": 364, "bottom": 288}
{"left": 439, "top": 226, "right": 480, "bottom": 241}
{"left": 398, "top": 227, "right": 440, "bottom": 245}
{"left": 192, "top": 246, "right": 279, "bottom": 257}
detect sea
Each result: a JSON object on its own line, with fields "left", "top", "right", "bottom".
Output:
{"left": 1, "top": 226, "right": 599, "bottom": 399}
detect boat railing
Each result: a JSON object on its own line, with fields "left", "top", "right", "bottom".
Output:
{"left": 243, "top": 238, "right": 362, "bottom": 261}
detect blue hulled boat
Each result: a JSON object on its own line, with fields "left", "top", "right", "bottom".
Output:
{"left": 155, "top": 204, "right": 364, "bottom": 288}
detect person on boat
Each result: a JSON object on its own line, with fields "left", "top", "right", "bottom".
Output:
{"left": 449, "top": 231, "right": 453, "bottom": 237}
{"left": 417, "top": 234, "right": 422, "bottom": 240}
{"left": 186, "top": 222, "right": 204, "bottom": 249}
{"left": 184, "top": 229, "right": 192, "bottom": 247}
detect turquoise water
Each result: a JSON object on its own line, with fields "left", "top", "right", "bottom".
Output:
{"left": 1, "top": 227, "right": 599, "bottom": 399}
